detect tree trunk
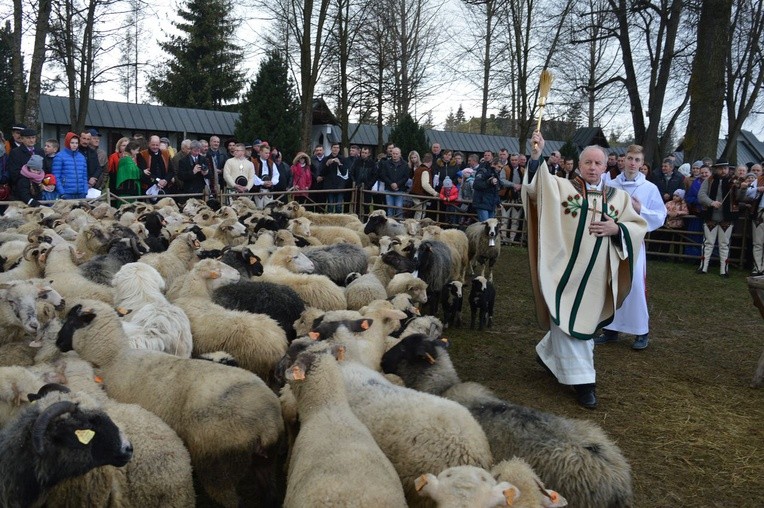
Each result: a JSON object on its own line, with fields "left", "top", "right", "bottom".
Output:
{"left": 11, "top": 0, "right": 24, "bottom": 124}
{"left": 684, "top": 0, "right": 733, "bottom": 164}
{"left": 479, "top": 0, "right": 494, "bottom": 135}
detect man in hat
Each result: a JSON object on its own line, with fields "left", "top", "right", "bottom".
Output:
{"left": 697, "top": 159, "right": 743, "bottom": 276}
{"left": 4, "top": 124, "right": 25, "bottom": 154}
{"left": 744, "top": 163, "right": 764, "bottom": 275}
{"left": 6, "top": 128, "right": 44, "bottom": 184}
{"left": 523, "top": 131, "right": 647, "bottom": 409}
{"left": 595, "top": 144, "right": 666, "bottom": 351}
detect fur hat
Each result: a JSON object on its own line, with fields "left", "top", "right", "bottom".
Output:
{"left": 26, "top": 154, "right": 44, "bottom": 170}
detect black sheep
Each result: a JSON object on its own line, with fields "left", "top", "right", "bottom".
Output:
{"left": 413, "top": 240, "right": 453, "bottom": 316}
{"left": 79, "top": 238, "right": 145, "bottom": 286}
{"left": 441, "top": 280, "right": 464, "bottom": 329}
{"left": 469, "top": 276, "right": 495, "bottom": 330}
{"left": 211, "top": 279, "right": 305, "bottom": 342}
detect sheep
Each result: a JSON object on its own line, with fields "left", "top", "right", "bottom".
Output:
{"left": 345, "top": 272, "right": 387, "bottom": 310}
{"left": 137, "top": 231, "right": 200, "bottom": 287}
{"left": 43, "top": 243, "right": 115, "bottom": 305}
{"left": 465, "top": 219, "right": 501, "bottom": 281}
{"left": 369, "top": 255, "right": 398, "bottom": 287}
{"left": 273, "top": 228, "right": 314, "bottom": 248}
{"left": 364, "top": 213, "right": 407, "bottom": 239}
{"left": 55, "top": 301, "right": 285, "bottom": 508}
{"left": 413, "top": 240, "right": 453, "bottom": 315}
{"left": 0, "top": 394, "right": 132, "bottom": 508}
{"left": 282, "top": 346, "right": 407, "bottom": 508}
{"left": 0, "top": 342, "right": 36, "bottom": 367}
{"left": 381, "top": 334, "right": 633, "bottom": 508}
{"left": 219, "top": 245, "right": 265, "bottom": 278}
{"left": 292, "top": 308, "right": 363, "bottom": 338}
{"left": 212, "top": 278, "right": 306, "bottom": 343}
{"left": 441, "top": 281, "right": 463, "bottom": 329}
{"left": 0, "top": 243, "right": 47, "bottom": 283}
{"left": 382, "top": 249, "right": 417, "bottom": 273}
{"left": 112, "top": 263, "right": 193, "bottom": 357}
{"left": 78, "top": 237, "right": 146, "bottom": 286}
{"left": 387, "top": 273, "right": 429, "bottom": 305}
{"left": 208, "top": 217, "right": 248, "bottom": 246}
{"left": 259, "top": 264, "right": 348, "bottom": 311}
{"left": 0, "top": 239, "right": 28, "bottom": 271}
{"left": 0, "top": 366, "right": 49, "bottom": 426}
{"left": 304, "top": 242, "right": 369, "bottom": 285}
{"left": 73, "top": 223, "right": 112, "bottom": 261}
{"left": 421, "top": 225, "right": 469, "bottom": 282}
{"left": 0, "top": 280, "right": 65, "bottom": 345}
{"left": 414, "top": 465, "right": 519, "bottom": 508}
{"left": 491, "top": 458, "right": 568, "bottom": 508}
{"left": 469, "top": 276, "right": 495, "bottom": 330}
{"left": 288, "top": 216, "right": 364, "bottom": 246}
{"left": 172, "top": 259, "right": 289, "bottom": 381}
{"left": 398, "top": 315, "right": 444, "bottom": 343}
{"left": 266, "top": 245, "right": 316, "bottom": 273}
{"left": 282, "top": 201, "right": 364, "bottom": 229}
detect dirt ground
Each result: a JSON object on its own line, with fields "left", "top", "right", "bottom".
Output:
{"left": 446, "top": 247, "right": 764, "bottom": 507}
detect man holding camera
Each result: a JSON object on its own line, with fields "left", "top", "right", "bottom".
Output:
{"left": 177, "top": 140, "right": 210, "bottom": 195}
{"left": 472, "top": 153, "right": 512, "bottom": 221}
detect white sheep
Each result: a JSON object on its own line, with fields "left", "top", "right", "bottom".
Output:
{"left": 465, "top": 219, "right": 502, "bottom": 281}
{"left": 0, "top": 243, "right": 47, "bottom": 283}
{"left": 491, "top": 458, "right": 568, "bottom": 508}
{"left": 387, "top": 272, "right": 429, "bottom": 304}
{"left": 72, "top": 223, "right": 111, "bottom": 260}
{"left": 172, "top": 259, "right": 288, "bottom": 381}
{"left": 43, "top": 243, "right": 114, "bottom": 304}
{"left": 288, "top": 216, "right": 364, "bottom": 246}
{"left": 414, "top": 465, "right": 520, "bottom": 508}
{"left": 282, "top": 346, "right": 407, "bottom": 508}
{"left": 345, "top": 272, "right": 388, "bottom": 310}
{"left": 260, "top": 260, "right": 348, "bottom": 311}
{"left": 265, "top": 245, "right": 315, "bottom": 273}
{"left": 0, "top": 280, "right": 65, "bottom": 345}
{"left": 137, "top": 231, "right": 200, "bottom": 287}
{"left": 56, "top": 300, "right": 285, "bottom": 508}
{"left": 282, "top": 201, "right": 364, "bottom": 229}
{"left": 112, "top": 263, "right": 193, "bottom": 358}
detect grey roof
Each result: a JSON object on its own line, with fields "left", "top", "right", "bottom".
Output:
{"left": 735, "top": 130, "right": 764, "bottom": 163}
{"left": 426, "top": 130, "right": 519, "bottom": 155}
{"left": 38, "top": 94, "right": 238, "bottom": 135}
{"left": 571, "top": 127, "right": 610, "bottom": 150}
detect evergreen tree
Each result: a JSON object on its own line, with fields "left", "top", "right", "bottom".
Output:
{"left": 235, "top": 50, "right": 301, "bottom": 159}
{"left": 0, "top": 22, "right": 14, "bottom": 135}
{"left": 455, "top": 104, "right": 466, "bottom": 125}
{"left": 559, "top": 139, "right": 578, "bottom": 163}
{"left": 389, "top": 113, "right": 427, "bottom": 158}
{"left": 444, "top": 109, "right": 456, "bottom": 131}
{"left": 147, "top": 0, "right": 244, "bottom": 109}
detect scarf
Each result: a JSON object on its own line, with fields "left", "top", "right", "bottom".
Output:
{"left": 20, "top": 165, "right": 45, "bottom": 184}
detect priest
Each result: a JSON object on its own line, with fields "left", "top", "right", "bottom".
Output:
{"left": 522, "top": 131, "right": 647, "bottom": 409}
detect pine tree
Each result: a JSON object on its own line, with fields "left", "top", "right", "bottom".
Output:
{"left": 146, "top": 0, "right": 244, "bottom": 109}
{"left": 235, "top": 50, "right": 301, "bottom": 160}
{"left": 455, "top": 104, "right": 466, "bottom": 125}
{"left": 389, "top": 113, "right": 428, "bottom": 158}
{"left": 444, "top": 109, "right": 456, "bottom": 131}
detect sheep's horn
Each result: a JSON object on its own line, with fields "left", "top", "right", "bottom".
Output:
{"left": 28, "top": 383, "right": 71, "bottom": 402}
{"left": 32, "top": 401, "right": 78, "bottom": 454}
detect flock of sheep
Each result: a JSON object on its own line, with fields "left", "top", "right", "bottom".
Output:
{"left": 0, "top": 196, "right": 633, "bottom": 508}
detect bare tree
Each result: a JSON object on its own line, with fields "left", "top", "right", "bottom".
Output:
{"left": 11, "top": 0, "right": 52, "bottom": 127}
{"left": 721, "top": 0, "right": 763, "bottom": 161}
{"left": 118, "top": 0, "right": 146, "bottom": 103}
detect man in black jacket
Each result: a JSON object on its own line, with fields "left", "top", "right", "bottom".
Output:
{"left": 6, "top": 128, "right": 44, "bottom": 185}
{"left": 380, "top": 147, "right": 409, "bottom": 218}
{"left": 177, "top": 140, "right": 210, "bottom": 196}
{"left": 78, "top": 129, "right": 103, "bottom": 190}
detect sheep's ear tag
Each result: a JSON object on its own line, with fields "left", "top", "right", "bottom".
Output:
{"left": 504, "top": 487, "right": 517, "bottom": 505}
{"left": 74, "top": 429, "right": 95, "bottom": 445}
{"left": 489, "top": 238, "right": 496, "bottom": 247}
{"left": 208, "top": 270, "right": 221, "bottom": 279}
{"left": 115, "top": 307, "right": 131, "bottom": 317}
{"left": 413, "top": 307, "right": 421, "bottom": 316}
{"left": 440, "top": 337, "right": 450, "bottom": 347}
{"left": 248, "top": 256, "right": 258, "bottom": 265}
{"left": 290, "top": 365, "right": 305, "bottom": 381}
{"left": 94, "top": 375, "right": 103, "bottom": 384}
{"left": 193, "top": 240, "right": 201, "bottom": 248}
{"left": 424, "top": 353, "right": 436, "bottom": 365}
{"left": 360, "top": 319, "right": 370, "bottom": 330}
{"left": 335, "top": 346, "right": 346, "bottom": 362}
{"left": 308, "top": 331, "right": 320, "bottom": 340}
{"left": 414, "top": 475, "right": 428, "bottom": 492}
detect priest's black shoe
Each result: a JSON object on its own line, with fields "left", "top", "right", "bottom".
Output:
{"left": 574, "top": 384, "right": 597, "bottom": 409}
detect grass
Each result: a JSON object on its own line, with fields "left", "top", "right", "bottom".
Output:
{"left": 445, "top": 247, "right": 764, "bottom": 507}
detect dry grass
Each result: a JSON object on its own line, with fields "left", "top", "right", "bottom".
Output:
{"left": 446, "top": 247, "right": 764, "bottom": 507}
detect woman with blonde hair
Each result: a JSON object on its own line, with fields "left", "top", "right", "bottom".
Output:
{"left": 108, "top": 137, "right": 130, "bottom": 193}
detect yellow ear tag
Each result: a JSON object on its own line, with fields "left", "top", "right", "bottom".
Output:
{"left": 75, "top": 429, "right": 95, "bottom": 445}
{"left": 414, "top": 475, "right": 428, "bottom": 492}
{"left": 208, "top": 271, "right": 221, "bottom": 279}
{"left": 424, "top": 353, "right": 436, "bottom": 365}
{"left": 248, "top": 256, "right": 257, "bottom": 265}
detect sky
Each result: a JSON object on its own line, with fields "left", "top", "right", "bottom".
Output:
{"left": 3, "top": 0, "right": 763, "bottom": 140}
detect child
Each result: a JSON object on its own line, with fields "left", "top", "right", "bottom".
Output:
{"left": 41, "top": 173, "right": 58, "bottom": 201}
{"left": 439, "top": 176, "right": 459, "bottom": 225}
{"left": 43, "top": 139, "right": 59, "bottom": 174}
{"left": 665, "top": 188, "right": 688, "bottom": 257}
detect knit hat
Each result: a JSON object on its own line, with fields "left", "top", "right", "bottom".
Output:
{"left": 26, "top": 154, "right": 44, "bottom": 171}
{"left": 461, "top": 168, "right": 475, "bottom": 177}
{"left": 673, "top": 189, "right": 685, "bottom": 199}
{"left": 746, "top": 172, "right": 756, "bottom": 179}
{"left": 677, "top": 163, "right": 691, "bottom": 177}
{"left": 692, "top": 160, "right": 703, "bottom": 168}
{"left": 42, "top": 174, "right": 57, "bottom": 186}
{"left": 443, "top": 176, "right": 453, "bottom": 188}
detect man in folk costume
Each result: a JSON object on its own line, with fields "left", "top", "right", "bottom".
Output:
{"left": 697, "top": 159, "right": 739, "bottom": 277}
{"left": 595, "top": 145, "right": 666, "bottom": 351}
{"left": 523, "top": 131, "right": 647, "bottom": 409}
{"left": 138, "top": 135, "right": 173, "bottom": 193}
{"left": 745, "top": 164, "right": 764, "bottom": 275}
{"left": 252, "top": 144, "right": 280, "bottom": 209}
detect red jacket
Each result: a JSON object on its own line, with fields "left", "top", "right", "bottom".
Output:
{"left": 440, "top": 185, "right": 459, "bottom": 203}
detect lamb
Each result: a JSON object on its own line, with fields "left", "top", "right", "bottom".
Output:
{"left": 78, "top": 237, "right": 146, "bottom": 286}
{"left": 469, "top": 276, "right": 495, "bottom": 330}
{"left": 137, "top": 231, "right": 200, "bottom": 287}
{"left": 381, "top": 334, "right": 633, "bottom": 508}
{"left": 112, "top": 263, "right": 193, "bottom": 357}
{"left": 413, "top": 240, "right": 453, "bottom": 315}
{"left": 421, "top": 225, "right": 470, "bottom": 282}
{"left": 282, "top": 346, "right": 407, "bottom": 508}
{"left": 345, "top": 272, "right": 387, "bottom": 310}
{"left": 414, "top": 465, "right": 519, "bottom": 508}
{"left": 43, "top": 243, "right": 115, "bottom": 304}
{"left": 465, "top": 219, "right": 501, "bottom": 281}
{"left": 304, "top": 242, "right": 368, "bottom": 285}
{"left": 172, "top": 259, "right": 289, "bottom": 381}
{"left": 0, "top": 280, "right": 65, "bottom": 345}
{"left": 55, "top": 301, "right": 285, "bottom": 508}
{"left": 281, "top": 341, "right": 493, "bottom": 507}
{"left": 212, "top": 278, "right": 306, "bottom": 343}
{"left": 387, "top": 272, "right": 429, "bottom": 305}
{"left": 364, "top": 213, "right": 407, "bottom": 239}
{"left": 0, "top": 394, "right": 132, "bottom": 508}
{"left": 491, "top": 458, "right": 568, "bottom": 508}
{"left": 441, "top": 280, "right": 463, "bottom": 328}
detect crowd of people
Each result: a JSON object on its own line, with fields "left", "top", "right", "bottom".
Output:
{"left": 2, "top": 124, "right": 763, "bottom": 274}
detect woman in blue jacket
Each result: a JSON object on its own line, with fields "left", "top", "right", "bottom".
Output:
{"left": 51, "top": 132, "right": 88, "bottom": 199}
